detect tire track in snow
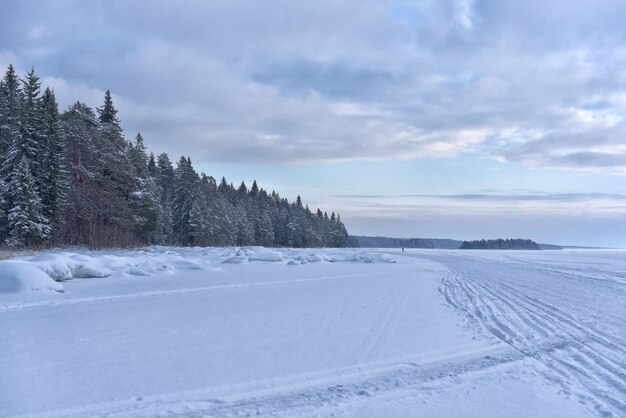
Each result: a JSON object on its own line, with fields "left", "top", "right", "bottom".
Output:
{"left": 434, "top": 256, "right": 626, "bottom": 417}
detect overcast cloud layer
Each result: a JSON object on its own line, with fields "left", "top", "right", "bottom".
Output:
{"left": 3, "top": 1, "right": 626, "bottom": 246}
{"left": 2, "top": 0, "right": 626, "bottom": 169}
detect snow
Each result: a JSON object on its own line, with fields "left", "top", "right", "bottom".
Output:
{"left": 0, "top": 262, "right": 63, "bottom": 294}
{"left": 0, "top": 247, "right": 624, "bottom": 417}
{"left": 29, "top": 253, "right": 113, "bottom": 281}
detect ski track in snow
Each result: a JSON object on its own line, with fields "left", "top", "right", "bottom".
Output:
{"left": 0, "top": 270, "right": 404, "bottom": 313}
{"left": 31, "top": 342, "right": 539, "bottom": 418}
{"left": 352, "top": 278, "right": 421, "bottom": 364}
{"left": 429, "top": 253, "right": 626, "bottom": 417}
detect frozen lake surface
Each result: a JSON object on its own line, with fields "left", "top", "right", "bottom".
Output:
{"left": 1, "top": 247, "right": 624, "bottom": 417}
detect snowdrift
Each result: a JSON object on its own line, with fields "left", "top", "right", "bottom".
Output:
{"left": 0, "top": 262, "right": 64, "bottom": 293}
{"left": 31, "top": 253, "right": 113, "bottom": 281}
{"left": 0, "top": 246, "right": 397, "bottom": 289}
{"left": 226, "top": 247, "right": 396, "bottom": 265}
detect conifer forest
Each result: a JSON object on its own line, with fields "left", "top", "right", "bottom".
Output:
{"left": 0, "top": 65, "right": 349, "bottom": 248}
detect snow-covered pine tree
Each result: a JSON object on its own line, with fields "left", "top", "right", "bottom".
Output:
{"left": 201, "top": 176, "right": 234, "bottom": 245}
{"left": 312, "top": 208, "right": 325, "bottom": 246}
{"left": 306, "top": 207, "right": 323, "bottom": 247}
{"left": 95, "top": 90, "right": 135, "bottom": 246}
{"left": 39, "top": 87, "right": 67, "bottom": 240}
{"left": 0, "top": 65, "right": 23, "bottom": 179}
{"left": 216, "top": 193, "right": 237, "bottom": 245}
{"left": 233, "top": 181, "right": 257, "bottom": 245}
{"left": 172, "top": 156, "right": 199, "bottom": 245}
{"left": 0, "top": 77, "right": 6, "bottom": 159}
{"left": 250, "top": 180, "right": 259, "bottom": 198}
{"left": 0, "top": 74, "right": 8, "bottom": 240}
{"left": 128, "top": 133, "right": 149, "bottom": 178}
{"left": 251, "top": 188, "right": 274, "bottom": 247}
{"left": 61, "top": 102, "right": 102, "bottom": 246}
{"left": 195, "top": 174, "right": 228, "bottom": 245}
{"left": 218, "top": 177, "right": 230, "bottom": 194}
{"left": 270, "top": 192, "right": 290, "bottom": 246}
{"left": 5, "top": 155, "right": 50, "bottom": 246}
{"left": 322, "top": 211, "right": 330, "bottom": 245}
{"left": 188, "top": 193, "right": 208, "bottom": 246}
{"left": 234, "top": 203, "right": 254, "bottom": 246}
{"left": 128, "top": 133, "right": 162, "bottom": 244}
{"left": 335, "top": 214, "right": 349, "bottom": 247}
{"left": 237, "top": 181, "right": 248, "bottom": 197}
{"left": 156, "top": 152, "right": 175, "bottom": 243}
{"left": 0, "top": 65, "right": 24, "bottom": 240}
{"left": 147, "top": 152, "right": 156, "bottom": 177}
{"left": 326, "top": 212, "right": 349, "bottom": 247}
{"left": 19, "top": 68, "right": 46, "bottom": 192}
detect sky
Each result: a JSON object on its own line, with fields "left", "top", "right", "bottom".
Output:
{"left": 2, "top": 0, "right": 626, "bottom": 247}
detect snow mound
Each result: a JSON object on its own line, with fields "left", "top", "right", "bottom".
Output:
{"left": 330, "top": 251, "right": 396, "bottom": 264}
{"left": 0, "top": 262, "right": 64, "bottom": 293}
{"left": 1, "top": 247, "right": 398, "bottom": 289}
{"left": 281, "top": 249, "right": 396, "bottom": 264}
{"left": 30, "top": 253, "right": 112, "bottom": 281}
{"left": 217, "top": 248, "right": 395, "bottom": 265}
{"left": 304, "top": 252, "right": 332, "bottom": 263}
{"left": 222, "top": 255, "right": 249, "bottom": 264}
{"left": 126, "top": 266, "right": 151, "bottom": 276}
{"left": 245, "top": 247, "right": 285, "bottom": 262}
{"left": 31, "top": 253, "right": 73, "bottom": 281}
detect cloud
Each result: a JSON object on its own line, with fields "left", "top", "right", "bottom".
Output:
{"left": 2, "top": 0, "right": 626, "bottom": 169}
{"left": 334, "top": 192, "right": 626, "bottom": 202}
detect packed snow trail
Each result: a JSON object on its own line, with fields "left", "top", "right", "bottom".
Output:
{"left": 412, "top": 251, "right": 626, "bottom": 417}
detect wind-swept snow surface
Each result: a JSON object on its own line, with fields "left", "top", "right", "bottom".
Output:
{"left": 0, "top": 248, "right": 624, "bottom": 417}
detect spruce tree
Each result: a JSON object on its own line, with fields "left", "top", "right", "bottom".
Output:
{"left": 95, "top": 90, "right": 135, "bottom": 246}
{"left": 156, "top": 153, "right": 175, "bottom": 243}
{"left": 39, "top": 88, "right": 67, "bottom": 240}
{"left": 250, "top": 180, "right": 259, "bottom": 197}
{"left": 5, "top": 156, "right": 50, "bottom": 246}
{"left": 61, "top": 102, "right": 102, "bottom": 246}
{"left": 218, "top": 177, "right": 229, "bottom": 192}
{"left": 127, "top": 133, "right": 162, "bottom": 244}
{"left": 97, "top": 90, "right": 118, "bottom": 124}
{"left": 147, "top": 152, "right": 156, "bottom": 176}
{"left": 129, "top": 133, "right": 149, "bottom": 177}
{"left": 19, "top": 68, "right": 45, "bottom": 190}
{"left": 237, "top": 181, "right": 248, "bottom": 195}
{"left": 0, "top": 65, "right": 24, "bottom": 240}
{"left": 335, "top": 214, "right": 349, "bottom": 247}
{"left": 188, "top": 195, "right": 208, "bottom": 246}
{"left": 234, "top": 204, "right": 254, "bottom": 246}
{"left": 0, "top": 65, "right": 23, "bottom": 178}
{"left": 172, "top": 156, "right": 199, "bottom": 245}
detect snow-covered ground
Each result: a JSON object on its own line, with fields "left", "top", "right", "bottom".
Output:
{"left": 1, "top": 247, "right": 624, "bottom": 417}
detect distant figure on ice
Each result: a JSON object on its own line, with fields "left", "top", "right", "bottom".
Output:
{"left": 402, "top": 248, "right": 404, "bottom": 252}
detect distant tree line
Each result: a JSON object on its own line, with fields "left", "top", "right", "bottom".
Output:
{"left": 348, "top": 235, "right": 462, "bottom": 249}
{"left": 0, "top": 65, "right": 349, "bottom": 248}
{"left": 459, "top": 239, "right": 540, "bottom": 250}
